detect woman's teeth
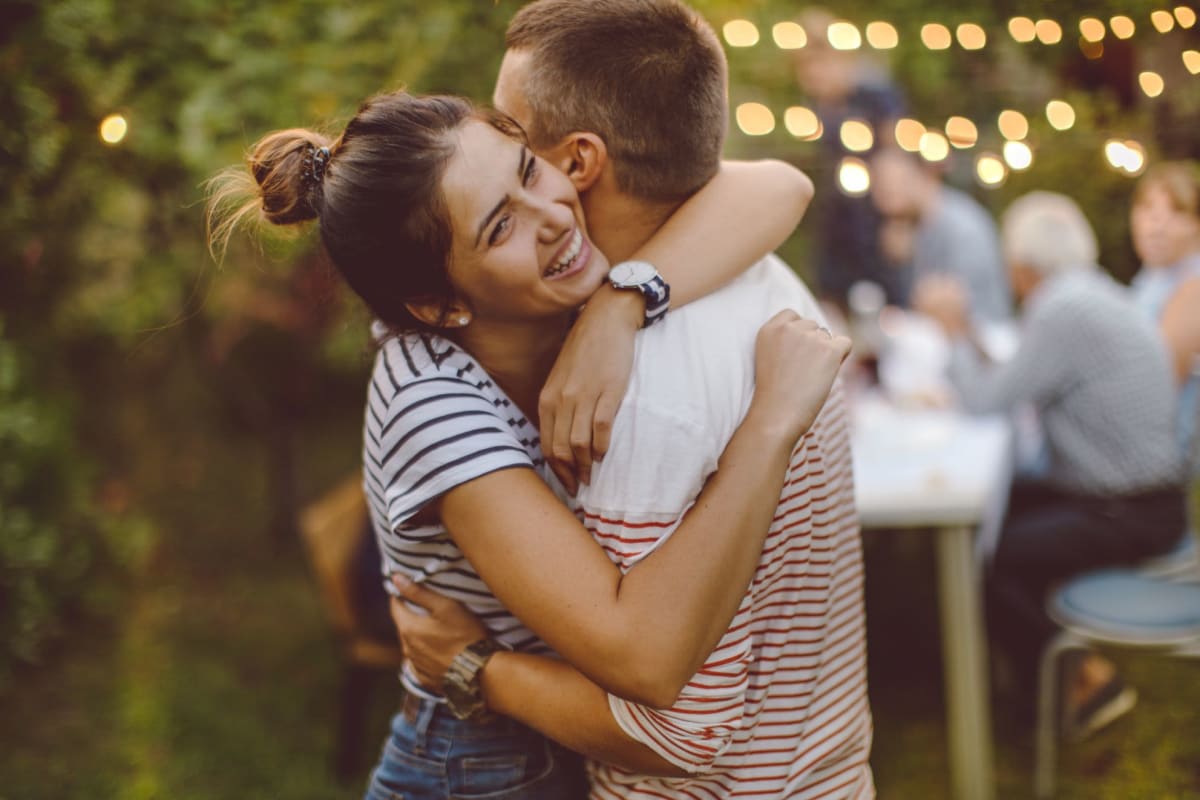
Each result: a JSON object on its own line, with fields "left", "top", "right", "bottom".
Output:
{"left": 544, "top": 230, "right": 583, "bottom": 277}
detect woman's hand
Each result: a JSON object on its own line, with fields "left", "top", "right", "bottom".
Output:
{"left": 747, "top": 309, "right": 852, "bottom": 443}
{"left": 539, "top": 285, "right": 642, "bottom": 493}
{"left": 389, "top": 575, "right": 488, "bottom": 690}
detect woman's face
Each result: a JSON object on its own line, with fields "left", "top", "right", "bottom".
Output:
{"left": 440, "top": 120, "right": 608, "bottom": 323}
{"left": 1131, "top": 183, "right": 1200, "bottom": 268}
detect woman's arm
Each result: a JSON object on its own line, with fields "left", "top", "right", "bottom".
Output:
{"left": 1160, "top": 276, "right": 1200, "bottom": 383}
{"left": 442, "top": 313, "right": 849, "bottom": 708}
{"left": 539, "top": 160, "right": 815, "bottom": 488}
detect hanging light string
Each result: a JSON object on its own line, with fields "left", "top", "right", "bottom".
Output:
{"left": 724, "top": 7, "right": 1198, "bottom": 189}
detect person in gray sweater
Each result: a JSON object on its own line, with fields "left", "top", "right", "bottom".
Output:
{"left": 917, "top": 191, "right": 1186, "bottom": 739}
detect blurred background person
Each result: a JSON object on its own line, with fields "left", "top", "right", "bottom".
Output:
{"left": 1129, "top": 161, "right": 1200, "bottom": 465}
{"left": 791, "top": 7, "right": 905, "bottom": 310}
{"left": 916, "top": 191, "right": 1187, "bottom": 737}
{"left": 871, "top": 147, "right": 1012, "bottom": 327}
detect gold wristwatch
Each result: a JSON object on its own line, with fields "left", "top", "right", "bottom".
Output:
{"left": 442, "top": 639, "right": 502, "bottom": 720}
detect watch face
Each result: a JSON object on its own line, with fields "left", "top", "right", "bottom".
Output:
{"left": 611, "top": 261, "right": 657, "bottom": 287}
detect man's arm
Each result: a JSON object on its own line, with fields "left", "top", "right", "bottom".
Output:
{"left": 389, "top": 581, "right": 685, "bottom": 775}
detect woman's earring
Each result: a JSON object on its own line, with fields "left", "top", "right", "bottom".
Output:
{"left": 454, "top": 313, "right": 471, "bottom": 327}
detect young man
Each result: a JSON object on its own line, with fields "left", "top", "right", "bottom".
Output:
{"left": 395, "top": 1, "right": 873, "bottom": 796}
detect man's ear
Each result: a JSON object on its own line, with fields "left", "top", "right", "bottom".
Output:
{"left": 404, "top": 296, "right": 473, "bottom": 329}
{"left": 544, "top": 132, "right": 608, "bottom": 193}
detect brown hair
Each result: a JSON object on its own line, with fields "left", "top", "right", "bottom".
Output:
{"left": 206, "top": 92, "right": 494, "bottom": 332}
{"left": 505, "top": 0, "right": 727, "bottom": 204}
{"left": 1133, "top": 161, "right": 1200, "bottom": 219}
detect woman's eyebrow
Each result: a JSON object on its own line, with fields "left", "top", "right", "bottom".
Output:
{"left": 474, "top": 146, "right": 529, "bottom": 248}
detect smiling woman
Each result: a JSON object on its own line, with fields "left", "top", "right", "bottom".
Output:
{"left": 204, "top": 87, "right": 839, "bottom": 800}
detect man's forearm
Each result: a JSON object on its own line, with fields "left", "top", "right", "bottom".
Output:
{"left": 480, "top": 652, "right": 687, "bottom": 778}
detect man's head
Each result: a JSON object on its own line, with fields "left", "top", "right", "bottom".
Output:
{"left": 496, "top": 0, "right": 728, "bottom": 206}
{"left": 1001, "top": 191, "right": 1098, "bottom": 302}
{"left": 869, "top": 147, "right": 940, "bottom": 222}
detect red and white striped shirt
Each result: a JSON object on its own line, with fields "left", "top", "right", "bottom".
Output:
{"left": 576, "top": 256, "right": 873, "bottom": 799}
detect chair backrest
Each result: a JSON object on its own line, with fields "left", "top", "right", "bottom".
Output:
{"left": 298, "top": 473, "right": 371, "bottom": 638}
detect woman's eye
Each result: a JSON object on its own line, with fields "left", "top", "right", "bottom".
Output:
{"left": 488, "top": 215, "right": 511, "bottom": 246}
{"left": 523, "top": 157, "right": 538, "bottom": 185}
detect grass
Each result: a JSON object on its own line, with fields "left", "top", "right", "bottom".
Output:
{"left": 1, "top": 340, "right": 1198, "bottom": 799}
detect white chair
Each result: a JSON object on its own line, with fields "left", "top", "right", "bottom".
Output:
{"left": 1033, "top": 566, "right": 1200, "bottom": 798}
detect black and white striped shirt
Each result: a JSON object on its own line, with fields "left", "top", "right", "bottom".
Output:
{"left": 362, "top": 328, "right": 560, "bottom": 657}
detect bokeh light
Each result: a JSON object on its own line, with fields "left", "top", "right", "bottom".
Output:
{"left": 1139, "top": 71, "right": 1165, "bottom": 97}
{"left": 865, "top": 21, "right": 899, "bottom": 49}
{"left": 784, "top": 106, "right": 822, "bottom": 140}
{"left": 975, "top": 153, "right": 1008, "bottom": 187}
{"left": 772, "top": 21, "right": 807, "bottom": 49}
{"left": 1184, "top": 50, "right": 1200, "bottom": 74}
{"left": 921, "top": 23, "right": 952, "bottom": 50}
{"left": 1104, "top": 139, "right": 1146, "bottom": 175}
{"left": 1177, "top": 6, "right": 1198, "bottom": 28}
{"left": 956, "top": 23, "right": 987, "bottom": 50}
{"left": 1079, "top": 17, "right": 1106, "bottom": 42}
{"left": 1009, "top": 17, "right": 1037, "bottom": 42}
{"left": 918, "top": 130, "right": 950, "bottom": 162}
{"left": 840, "top": 119, "right": 874, "bottom": 152}
{"left": 1035, "top": 19, "right": 1063, "bottom": 44}
{"left": 998, "top": 109, "right": 1029, "bottom": 140}
{"left": 1151, "top": 10, "right": 1175, "bottom": 33}
{"left": 100, "top": 114, "right": 128, "bottom": 145}
{"left": 735, "top": 102, "right": 775, "bottom": 135}
{"left": 1110, "top": 15, "right": 1136, "bottom": 38}
{"left": 723, "top": 19, "right": 760, "bottom": 47}
{"left": 1003, "top": 140, "right": 1034, "bottom": 171}
{"left": 894, "top": 119, "right": 926, "bottom": 152}
{"left": 1045, "top": 100, "right": 1076, "bottom": 130}
{"left": 838, "top": 157, "right": 871, "bottom": 196}
{"left": 945, "top": 116, "right": 978, "bottom": 148}
{"left": 828, "top": 21, "right": 862, "bottom": 50}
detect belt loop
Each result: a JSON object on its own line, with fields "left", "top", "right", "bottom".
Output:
{"left": 412, "top": 697, "right": 438, "bottom": 755}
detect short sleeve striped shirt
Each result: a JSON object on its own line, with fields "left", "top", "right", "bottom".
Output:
{"left": 362, "top": 328, "right": 560, "bottom": 656}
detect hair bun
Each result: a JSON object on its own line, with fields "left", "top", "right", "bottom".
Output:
{"left": 248, "top": 128, "right": 334, "bottom": 226}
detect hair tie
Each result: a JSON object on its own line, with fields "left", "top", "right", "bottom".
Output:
{"left": 302, "top": 145, "right": 331, "bottom": 187}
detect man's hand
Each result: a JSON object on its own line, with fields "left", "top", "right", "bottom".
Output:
{"left": 390, "top": 575, "right": 487, "bottom": 690}
{"left": 913, "top": 275, "right": 970, "bottom": 337}
{"left": 538, "top": 285, "right": 642, "bottom": 493}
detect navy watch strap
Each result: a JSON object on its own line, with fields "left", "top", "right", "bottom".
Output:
{"left": 641, "top": 275, "right": 670, "bottom": 327}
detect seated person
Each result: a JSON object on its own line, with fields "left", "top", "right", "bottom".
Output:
{"left": 916, "top": 191, "right": 1187, "bottom": 737}
{"left": 1129, "top": 161, "right": 1200, "bottom": 464}
{"left": 871, "top": 146, "right": 1012, "bottom": 325}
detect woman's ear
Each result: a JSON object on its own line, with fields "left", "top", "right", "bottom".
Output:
{"left": 544, "top": 132, "right": 608, "bottom": 193}
{"left": 405, "top": 297, "right": 473, "bottom": 329}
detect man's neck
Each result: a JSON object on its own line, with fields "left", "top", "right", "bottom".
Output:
{"left": 582, "top": 183, "right": 678, "bottom": 263}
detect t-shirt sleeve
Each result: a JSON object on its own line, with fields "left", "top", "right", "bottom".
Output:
{"left": 368, "top": 374, "right": 534, "bottom": 532}
{"left": 579, "top": 398, "right": 751, "bottom": 773}
{"left": 607, "top": 627, "right": 752, "bottom": 773}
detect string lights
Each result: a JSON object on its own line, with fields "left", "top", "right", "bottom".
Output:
{"left": 724, "top": 8, "right": 1198, "bottom": 192}
{"left": 99, "top": 114, "right": 128, "bottom": 145}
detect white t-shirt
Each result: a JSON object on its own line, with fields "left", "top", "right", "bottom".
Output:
{"left": 579, "top": 256, "right": 875, "bottom": 800}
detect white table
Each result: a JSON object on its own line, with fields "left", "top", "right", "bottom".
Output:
{"left": 852, "top": 400, "right": 1013, "bottom": 800}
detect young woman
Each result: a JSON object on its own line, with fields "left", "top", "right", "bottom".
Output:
{"left": 208, "top": 91, "right": 847, "bottom": 799}
{"left": 1130, "top": 161, "right": 1200, "bottom": 458}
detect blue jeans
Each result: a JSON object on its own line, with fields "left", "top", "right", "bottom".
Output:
{"left": 364, "top": 694, "right": 587, "bottom": 800}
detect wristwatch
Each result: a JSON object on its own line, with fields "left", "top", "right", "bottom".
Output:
{"left": 607, "top": 260, "right": 670, "bottom": 327}
{"left": 442, "top": 638, "right": 503, "bottom": 720}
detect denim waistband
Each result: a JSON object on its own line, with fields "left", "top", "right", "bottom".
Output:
{"left": 399, "top": 691, "right": 535, "bottom": 742}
